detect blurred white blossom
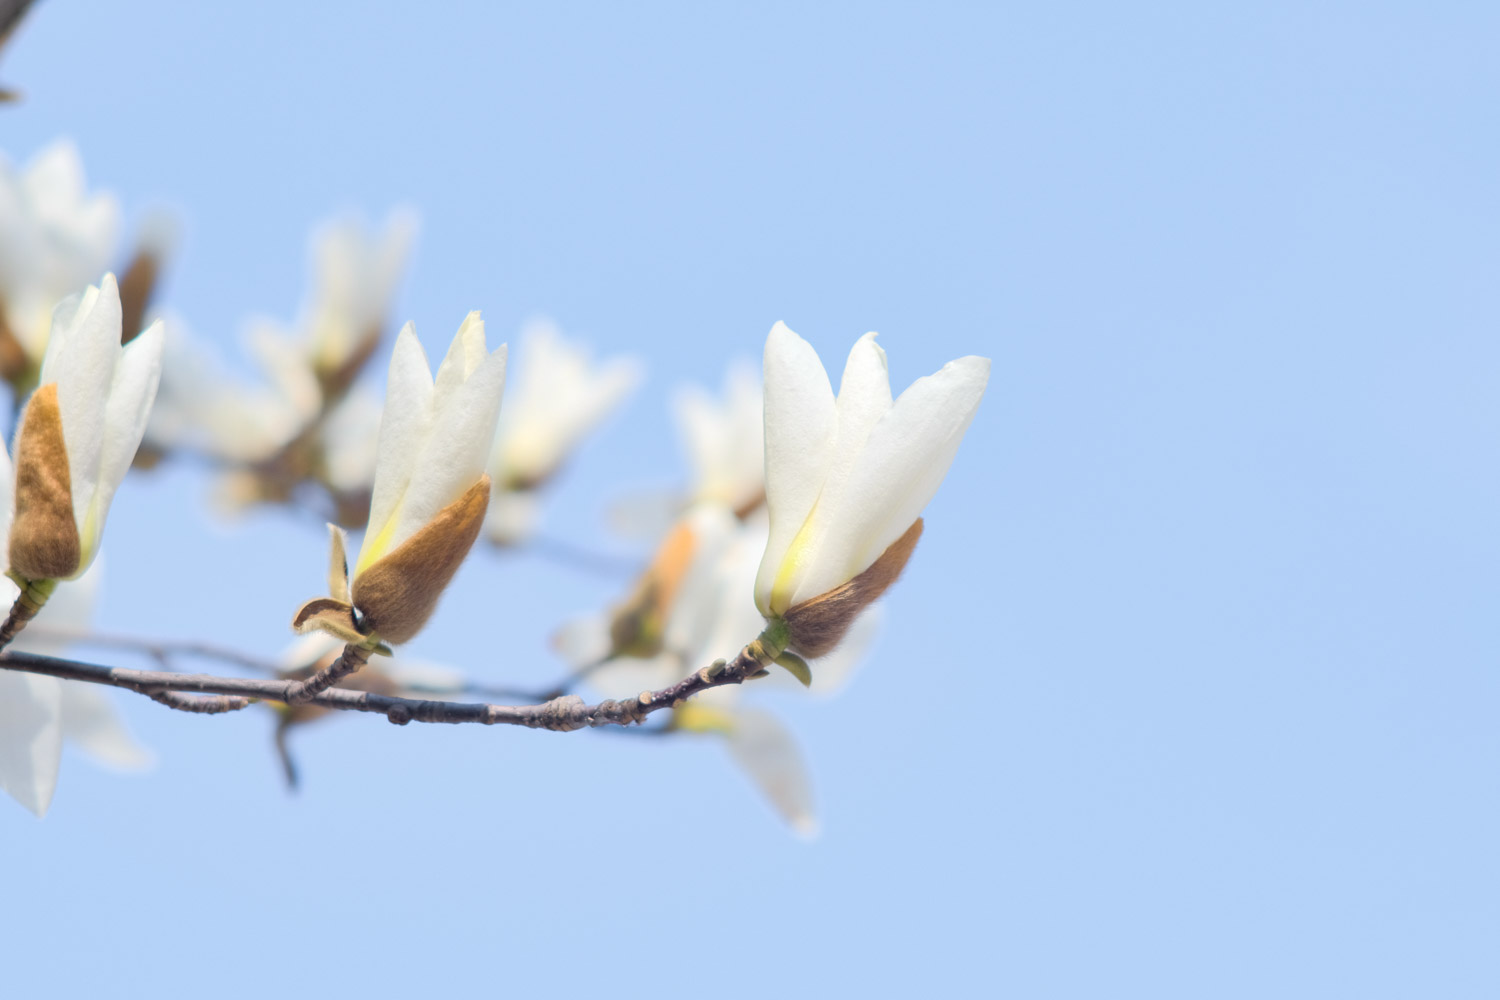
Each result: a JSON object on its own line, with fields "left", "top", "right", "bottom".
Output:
{"left": 673, "top": 359, "right": 764, "bottom": 516}
{"left": 0, "top": 140, "right": 119, "bottom": 377}
{"left": 302, "top": 211, "right": 417, "bottom": 384}
{"left": 144, "top": 212, "right": 414, "bottom": 517}
{"left": 0, "top": 560, "right": 154, "bottom": 818}
{"left": 486, "top": 319, "right": 641, "bottom": 544}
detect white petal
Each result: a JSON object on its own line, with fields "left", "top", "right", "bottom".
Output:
{"left": 434, "top": 311, "right": 486, "bottom": 396}
{"left": 244, "top": 321, "right": 320, "bottom": 424}
{"left": 44, "top": 277, "right": 121, "bottom": 537}
{"left": 776, "top": 333, "right": 893, "bottom": 602}
{"left": 280, "top": 632, "right": 343, "bottom": 670}
{"left": 77, "top": 319, "right": 164, "bottom": 573}
{"left": 753, "top": 322, "right": 837, "bottom": 615}
{"left": 788, "top": 355, "right": 989, "bottom": 604}
{"left": 22, "top": 141, "right": 86, "bottom": 208}
{"left": 58, "top": 682, "right": 153, "bottom": 771}
{"left": 490, "top": 323, "right": 640, "bottom": 485}
{"left": 394, "top": 343, "right": 506, "bottom": 548}
{"left": 677, "top": 509, "right": 765, "bottom": 668}
{"left": 356, "top": 323, "right": 434, "bottom": 574}
{"left": 0, "top": 670, "right": 63, "bottom": 817}
{"left": 725, "top": 709, "right": 818, "bottom": 837}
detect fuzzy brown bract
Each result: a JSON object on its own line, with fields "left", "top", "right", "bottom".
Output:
{"left": 9, "top": 382, "right": 80, "bottom": 581}
{"left": 781, "top": 518, "right": 923, "bottom": 658}
{"left": 348, "top": 475, "right": 491, "bottom": 644}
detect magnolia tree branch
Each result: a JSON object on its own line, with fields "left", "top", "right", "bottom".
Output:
{"left": 0, "top": 636, "right": 781, "bottom": 730}
{"left": 26, "top": 627, "right": 561, "bottom": 702}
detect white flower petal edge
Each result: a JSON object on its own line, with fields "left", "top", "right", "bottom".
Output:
{"left": 0, "top": 438, "right": 57, "bottom": 815}
{"left": 754, "top": 322, "right": 990, "bottom": 615}
{"left": 57, "top": 683, "right": 153, "bottom": 771}
{"left": 490, "top": 319, "right": 642, "bottom": 488}
{"left": 0, "top": 669, "right": 62, "bottom": 816}
{"left": 673, "top": 359, "right": 764, "bottom": 512}
{"left": 36, "top": 273, "right": 165, "bottom": 574}
{"left": 725, "top": 708, "right": 819, "bottom": 838}
{"left": 755, "top": 322, "right": 837, "bottom": 615}
{"left": 306, "top": 210, "right": 418, "bottom": 373}
{"left": 0, "top": 140, "right": 120, "bottom": 361}
{"left": 355, "top": 315, "right": 506, "bottom": 576}
{"left": 16, "top": 560, "right": 153, "bottom": 771}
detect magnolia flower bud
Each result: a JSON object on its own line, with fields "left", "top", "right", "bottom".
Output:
{"left": 8, "top": 274, "right": 163, "bottom": 583}
{"left": 294, "top": 313, "right": 506, "bottom": 645}
{"left": 755, "top": 322, "right": 988, "bottom": 656}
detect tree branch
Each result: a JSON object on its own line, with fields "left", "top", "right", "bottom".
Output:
{"left": 29, "top": 627, "right": 566, "bottom": 702}
{"left": 0, "top": 632, "right": 783, "bottom": 731}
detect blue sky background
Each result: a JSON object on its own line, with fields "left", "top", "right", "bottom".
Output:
{"left": 2, "top": 2, "right": 1497, "bottom": 996}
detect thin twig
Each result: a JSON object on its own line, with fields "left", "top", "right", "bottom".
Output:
{"left": 30, "top": 627, "right": 589, "bottom": 703}
{"left": 148, "top": 690, "right": 254, "bottom": 714}
{"left": 0, "top": 634, "right": 781, "bottom": 731}
{"left": 28, "top": 628, "right": 285, "bottom": 675}
{"left": 0, "top": 586, "right": 46, "bottom": 651}
{"left": 282, "top": 643, "right": 371, "bottom": 704}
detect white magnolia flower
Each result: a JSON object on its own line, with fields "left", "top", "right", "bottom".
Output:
{"left": 295, "top": 313, "right": 506, "bottom": 645}
{"left": 0, "top": 559, "right": 153, "bottom": 817}
{"left": 8, "top": 274, "right": 164, "bottom": 583}
{"left": 145, "top": 314, "right": 318, "bottom": 465}
{"left": 486, "top": 320, "right": 641, "bottom": 543}
{"left": 754, "top": 322, "right": 989, "bottom": 655}
{"left": 0, "top": 140, "right": 119, "bottom": 370}
{"left": 302, "top": 211, "right": 417, "bottom": 381}
{"left": 143, "top": 211, "right": 413, "bottom": 498}
{"left": 673, "top": 360, "right": 765, "bottom": 516}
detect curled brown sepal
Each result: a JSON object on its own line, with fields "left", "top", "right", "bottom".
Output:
{"left": 349, "top": 475, "right": 490, "bottom": 644}
{"left": 9, "top": 382, "right": 81, "bottom": 581}
{"left": 779, "top": 518, "right": 924, "bottom": 659}
{"left": 290, "top": 597, "right": 393, "bottom": 657}
{"left": 292, "top": 597, "right": 366, "bottom": 643}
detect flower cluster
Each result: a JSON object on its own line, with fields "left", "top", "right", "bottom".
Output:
{"left": 0, "top": 140, "right": 990, "bottom": 833}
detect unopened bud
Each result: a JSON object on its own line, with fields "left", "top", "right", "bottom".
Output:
{"left": 9, "top": 383, "right": 80, "bottom": 581}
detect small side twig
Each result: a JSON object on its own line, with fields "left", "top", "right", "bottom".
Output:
{"left": 282, "top": 642, "right": 371, "bottom": 704}
{"left": 0, "top": 583, "right": 49, "bottom": 651}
